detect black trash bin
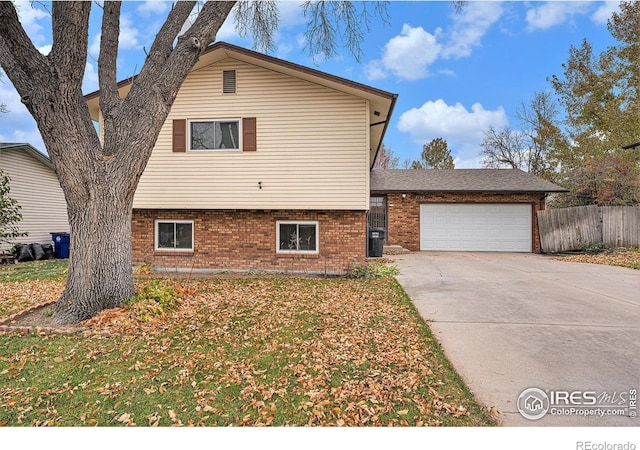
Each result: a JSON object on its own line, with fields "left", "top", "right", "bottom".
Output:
{"left": 50, "top": 232, "right": 70, "bottom": 259}
{"left": 368, "top": 227, "right": 386, "bottom": 258}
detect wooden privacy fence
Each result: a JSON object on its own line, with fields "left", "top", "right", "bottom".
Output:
{"left": 537, "top": 205, "right": 640, "bottom": 253}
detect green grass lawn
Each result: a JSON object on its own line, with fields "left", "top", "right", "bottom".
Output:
{"left": 0, "top": 259, "right": 68, "bottom": 282}
{"left": 0, "top": 263, "right": 494, "bottom": 427}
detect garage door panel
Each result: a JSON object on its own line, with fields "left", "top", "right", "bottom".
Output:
{"left": 420, "top": 203, "right": 532, "bottom": 252}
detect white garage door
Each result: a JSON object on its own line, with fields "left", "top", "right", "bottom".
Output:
{"left": 420, "top": 203, "right": 532, "bottom": 252}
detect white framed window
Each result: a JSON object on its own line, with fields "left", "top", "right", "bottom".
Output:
{"left": 155, "top": 220, "right": 194, "bottom": 251}
{"left": 188, "top": 119, "right": 241, "bottom": 151}
{"left": 276, "top": 221, "right": 319, "bottom": 254}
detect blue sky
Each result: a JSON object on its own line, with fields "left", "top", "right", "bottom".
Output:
{"left": 0, "top": 1, "right": 620, "bottom": 167}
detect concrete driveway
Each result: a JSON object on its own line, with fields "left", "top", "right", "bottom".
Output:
{"left": 392, "top": 252, "right": 639, "bottom": 426}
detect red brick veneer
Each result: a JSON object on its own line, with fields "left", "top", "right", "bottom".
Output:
{"left": 132, "top": 209, "right": 366, "bottom": 274}
{"left": 384, "top": 192, "right": 546, "bottom": 253}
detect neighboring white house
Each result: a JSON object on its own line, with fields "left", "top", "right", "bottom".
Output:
{"left": 0, "top": 143, "right": 69, "bottom": 246}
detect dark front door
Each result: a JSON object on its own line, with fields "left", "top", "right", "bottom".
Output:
{"left": 368, "top": 196, "right": 387, "bottom": 239}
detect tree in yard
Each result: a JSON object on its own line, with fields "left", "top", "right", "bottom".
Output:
{"left": 552, "top": 156, "right": 640, "bottom": 207}
{"left": 0, "top": 1, "right": 389, "bottom": 324}
{"left": 480, "top": 91, "right": 565, "bottom": 178}
{"left": 549, "top": 1, "right": 640, "bottom": 205}
{"left": 413, "top": 137, "right": 454, "bottom": 169}
{"left": 0, "top": 170, "right": 27, "bottom": 248}
{"left": 372, "top": 143, "right": 399, "bottom": 170}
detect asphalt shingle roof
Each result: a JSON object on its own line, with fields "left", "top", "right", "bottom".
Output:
{"left": 370, "top": 169, "right": 568, "bottom": 193}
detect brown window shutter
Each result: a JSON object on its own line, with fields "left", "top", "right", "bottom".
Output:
{"left": 172, "top": 119, "right": 186, "bottom": 152}
{"left": 243, "top": 117, "right": 257, "bottom": 152}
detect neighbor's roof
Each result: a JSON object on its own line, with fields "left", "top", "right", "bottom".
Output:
{"left": 0, "top": 143, "right": 52, "bottom": 169}
{"left": 370, "top": 169, "right": 568, "bottom": 193}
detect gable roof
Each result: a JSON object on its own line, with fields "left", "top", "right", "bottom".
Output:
{"left": 85, "top": 41, "right": 397, "bottom": 168}
{"left": 0, "top": 143, "right": 53, "bottom": 169}
{"left": 370, "top": 169, "right": 568, "bottom": 193}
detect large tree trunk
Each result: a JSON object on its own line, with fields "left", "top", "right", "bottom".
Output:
{"left": 0, "top": 1, "right": 235, "bottom": 323}
{"left": 53, "top": 193, "right": 134, "bottom": 324}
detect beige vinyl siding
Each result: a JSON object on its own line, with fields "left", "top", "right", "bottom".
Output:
{"left": 0, "top": 149, "right": 69, "bottom": 246}
{"left": 133, "top": 58, "right": 369, "bottom": 210}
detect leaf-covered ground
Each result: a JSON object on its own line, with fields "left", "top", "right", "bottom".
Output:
{"left": 555, "top": 248, "right": 640, "bottom": 270}
{"left": 0, "top": 276, "right": 494, "bottom": 427}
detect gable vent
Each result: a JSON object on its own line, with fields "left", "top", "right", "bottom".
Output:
{"left": 223, "top": 70, "right": 236, "bottom": 94}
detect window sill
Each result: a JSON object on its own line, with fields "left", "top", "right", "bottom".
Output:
{"left": 276, "top": 252, "right": 319, "bottom": 259}
{"left": 154, "top": 249, "right": 194, "bottom": 255}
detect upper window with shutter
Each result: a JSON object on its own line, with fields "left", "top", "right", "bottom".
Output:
{"left": 173, "top": 117, "right": 256, "bottom": 152}
{"left": 223, "top": 70, "right": 236, "bottom": 94}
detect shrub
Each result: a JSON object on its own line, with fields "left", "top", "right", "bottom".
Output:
{"left": 127, "top": 281, "right": 182, "bottom": 321}
{"left": 583, "top": 242, "right": 605, "bottom": 254}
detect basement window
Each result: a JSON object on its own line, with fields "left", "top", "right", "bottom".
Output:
{"left": 277, "top": 221, "right": 319, "bottom": 254}
{"left": 155, "top": 220, "right": 193, "bottom": 251}
{"left": 223, "top": 70, "right": 236, "bottom": 94}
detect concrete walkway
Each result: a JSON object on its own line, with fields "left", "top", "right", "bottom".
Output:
{"left": 392, "top": 252, "right": 640, "bottom": 426}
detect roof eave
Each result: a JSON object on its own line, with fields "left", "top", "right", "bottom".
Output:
{"left": 370, "top": 188, "right": 569, "bottom": 194}
{"left": 0, "top": 143, "right": 53, "bottom": 169}
{"left": 370, "top": 93, "right": 398, "bottom": 170}
{"left": 84, "top": 41, "right": 397, "bottom": 103}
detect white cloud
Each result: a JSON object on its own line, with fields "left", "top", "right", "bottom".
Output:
{"left": 89, "top": 32, "right": 101, "bottom": 58}
{"left": 214, "top": 14, "right": 240, "bottom": 42}
{"left": 83, "top": 62, "right": 99, "bottom": 94}
{"left": 137, "top": 1, "right": 170, "bottom": 17}
{"left": 14, "top": 1, "right": 49, "bottom": 45}
{"left": 397, "top": 99, "right": 508, "bottom": 162}
{"left": 365, "top": 24, "right": 441, "bottom": 81}
{"left": 8, "top": 128, "right": 46, "bottom": 153}
{"left": 443, "top": 2, "right": 503, "bottom": 59}
{"left": 364, "top": 60, "right": 388, "bottom": 81}
{"left": 278, "top": 1, "right": 305, "bottom": 29}
{"left": 525, "top": 2, "right": 592, "bottom": 31}
{"left": 0, "top": 77, "right": 45, "bottom": 151}
{"left": 592, "top": 2, "right": 620, "bottom": 25}
{"left": 89, "top": 15, "right": 140, "bottom": 58}
{"left": 364, "top": 4, "right": 503, "bottom": 81}
{"left": 119, "top": 15, "right": 140, "bottom": 50}
{"left": 454, "top": 155, "right": 484, "bottom": 169}
{"left": 37, "top": 44, "right": 51, "bottom": 56}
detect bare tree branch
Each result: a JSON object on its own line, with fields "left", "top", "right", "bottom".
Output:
{"left": 234, "top": 0, "right": 279, "bottom": 53}
{"left": 302, "top": 1, "right": 389, "bottom": 63}
{"left": 118, "top": 1, "right": 236, "bottom": 189}
{"left": 0, "top": 2, "right": 48, "bottom": 96}
{"left": 480, "top": 126, "right": 526, "bottom": 170}
{"left": 141, "top": 1, "right": 196, "bottom": 72}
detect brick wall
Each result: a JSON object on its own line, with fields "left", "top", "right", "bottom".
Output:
{"left": 385, "top": 192, "right": 546, "bottom": 253}
{"left": 132, "top": 209, "right": 366, "bottom": 274}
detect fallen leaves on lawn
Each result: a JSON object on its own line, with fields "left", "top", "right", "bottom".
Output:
{"left": 0, "top": 280, "right": 64, "bottom": 318}
{"left": 0, "top": 278, "right": 489, "bottom": 426}
{"left": 556, "top": 248, "right": 640, "bottom": 270}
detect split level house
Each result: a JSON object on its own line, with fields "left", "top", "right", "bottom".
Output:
{"left": 86, "top": 42, "right": 566, "bottom": 274}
